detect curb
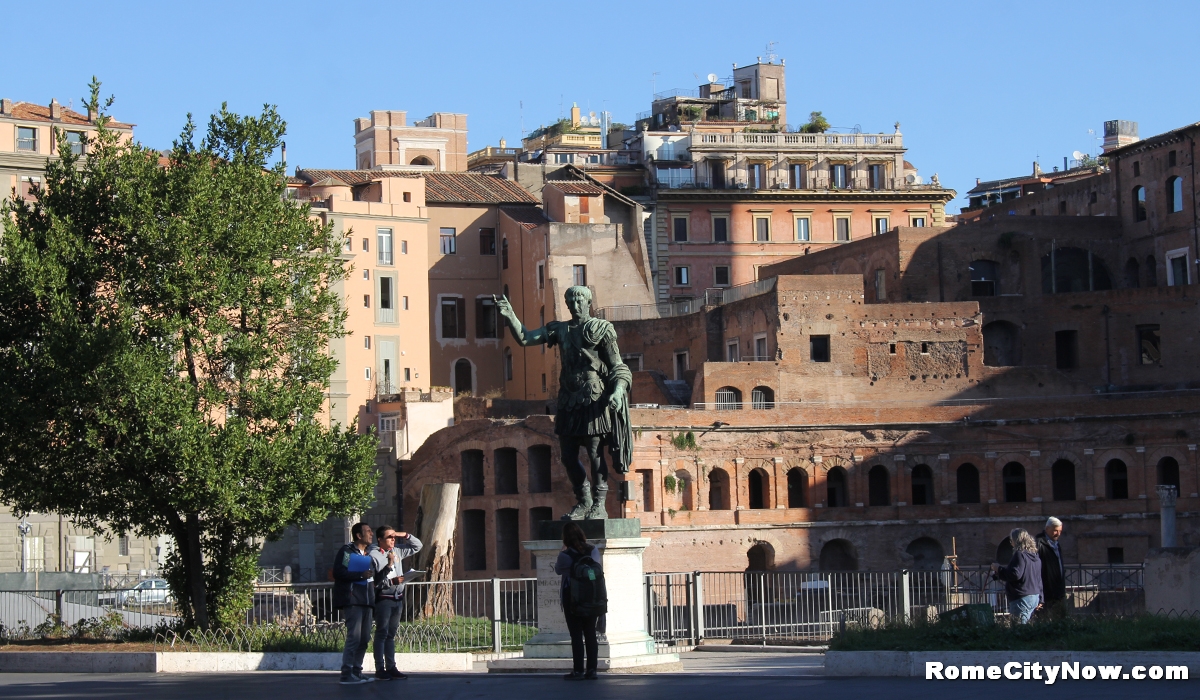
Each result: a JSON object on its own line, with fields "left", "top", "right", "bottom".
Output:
{"left": 0, "top": 651, "right": 473, "bottom": 674}
{"left": 825, "top": 651, "right": 1200, "bottom": 678}
{"left": 695, "top": 645, "right": 827, "bottom": 654}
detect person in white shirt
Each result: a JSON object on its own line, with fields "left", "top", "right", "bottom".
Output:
{"left": 368, "top": 525, "right": 422, "bottom": 680}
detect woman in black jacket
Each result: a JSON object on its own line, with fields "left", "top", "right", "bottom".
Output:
{"left": 555, "top": 522, "right": 602, "bottom": 680}
{"left": 990, "top": 528, "right": 1043, "bottom": 624}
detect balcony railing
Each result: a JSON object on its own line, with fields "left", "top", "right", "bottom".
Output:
{"left": 467, "top": 146, "right": 521, "bottom": 161}
{"left": 693, "top": 132, "right": 901, "bottom": 149}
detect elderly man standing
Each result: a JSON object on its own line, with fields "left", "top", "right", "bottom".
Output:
{"left": 1036, "top": 516, "right": 1067, "bottom": 618}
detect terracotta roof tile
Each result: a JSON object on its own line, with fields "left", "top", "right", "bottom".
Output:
{"left": 296, "top": 169, "right": 418, "bottom": 186}
{"left": 8, "top": 102, "right": 133, "bottom": 129}
{"left": 423, "top": 172, "right": 538, "bottom": 205}
{"left": 545, "top": 180, "right": 605, "bottom": 196}
{"left": 500, "top": 206, "right": 550, "bottom": 229}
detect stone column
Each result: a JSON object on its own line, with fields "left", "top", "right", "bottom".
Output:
{"left": 1158, "top": 485, "right": 1178, "bottom": 548}
{"left": 488, "top": 520, "right": 680, "bottom": 673}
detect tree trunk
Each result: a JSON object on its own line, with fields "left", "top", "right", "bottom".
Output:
{"left": 412, "top": 483, "right": 459, "bottom": 618}
{"left": 185, "top": 512, "right": 210, "bottom": 630}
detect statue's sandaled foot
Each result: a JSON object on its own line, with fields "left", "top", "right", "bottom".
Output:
{"left": 562, "top": 500, "right": 591, "bottom": 520}
{"left": 584, "top": 502, "right": 607, "bottom": 520}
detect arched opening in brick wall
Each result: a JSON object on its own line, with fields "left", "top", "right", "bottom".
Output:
{"left": 1041, "top": 247, "right": 1113, "bottom": 293}
{"left": 528, "top": 445, "right": 552, "bottom": 494}
{"left": 969, "top": 259, "right": 999, "bottom": 297}
{"left": 746, "top": 542, "right": 775, "bottom": 571}
{"left": 751, "top": 386, "right": 775, "bottom": 409}
{"left": 911, "top": 464, "right": 934, "bottom": 505}
{"left": 708, "top": 468, "right": 731, "bottom": 510}
{"left": 956, "top": 463, "right": 981, "bottom": 503}
{"left": 1051, "top": 459, "right": 1076, "bottom": 501}
{"left": 787, "top": 467, "right": 808, "bottom": 508}
{"left": 461, "top": 450, "right": 484, "bottom": 496}
{"left": 982, "top": 321, "right": 1021, "bottom": 367}
{"left": 748, "top": 468, "right": 770, "bottom": 509}
{"left": 906, "top": 537, "right": 945, "bottom": 570}
{"left": 462, "top": 509, "right": 487, "bottom": 570}
{"left": 1002, "top": 462, "right": 1027, "bottom": 503}
{"left": 495, "top": 508, "right": 520, "bottom": 570}
{"left": 826, "top": 467, "right": 848, "bottom": 508}
{"left": 715, "top": 386, "right": 742, "bottom": 410}
{"left": 819, "top": 539, "right": 858, "bottom": 571}
{"left": 410, "top": 155, "right": 434, "bottom": 166}
{"left": 494, "top": 448, "right": 518, "bottom": 495}
{"left": 453, "top": 358, "right": 474, "bottom": 396}
{"left": 1106, "top": 459, "right": 1129, "bottom": 499}
{"left": 868, "top": 465, "right": 890, "bottom": 506}
{"left": 1157, "top": 456, "right": 1181, "bottom": 491}
{"left": 675, "top": 469, "right": 694, "bottom": 511}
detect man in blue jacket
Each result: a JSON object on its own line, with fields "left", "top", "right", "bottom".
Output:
{"left": 332, "top": 522, "right": 377, "bottom": 684}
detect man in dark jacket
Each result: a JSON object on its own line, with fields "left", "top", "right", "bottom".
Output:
{"left": 1037, "top": 517, "right": 1067, "bottom": 618}
{"left": 368, "top": 526, "right": 421, "bottom": 681}
{"left": 332, "top": 522, "right": 377, "bottom": 684}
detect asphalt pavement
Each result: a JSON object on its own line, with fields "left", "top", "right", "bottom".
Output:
{"left": 0, "top": 652, "right": 1190, "bottom": 699}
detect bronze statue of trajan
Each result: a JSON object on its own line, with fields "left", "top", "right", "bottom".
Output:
{"left": 495, "top": 286, "right": 631, "bottom": 520}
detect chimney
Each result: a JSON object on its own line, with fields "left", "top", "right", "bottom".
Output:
{"left": 49, "top": 98, "right": 62, "bottom": 120}
{"left": 976, "top": 177, "right": 981, "bottom": 185}
{"left": 1033, "top": 161, "right": 1042, "bottom": 176}
{"left": 1102, "top": 120, "right": 1139, "bottom": 153}
{"left": 0, "top": 98, "right": 10, "bottom": 115}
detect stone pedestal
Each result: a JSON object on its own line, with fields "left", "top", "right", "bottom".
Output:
{"left": 487, "top": 519, "right": 680, "bottom": 674}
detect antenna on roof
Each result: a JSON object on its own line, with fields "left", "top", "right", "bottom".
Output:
{"left": 764, "top": 41, "right": 778, "bottom": 64}
{"left": 707, "top": 73, "right": 719, "bottom": 83}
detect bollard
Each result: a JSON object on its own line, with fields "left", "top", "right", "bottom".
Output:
{"left": 55, "top": 589, "right": 64, "bottom": 622}
{"left": 491, "top": 578, "right": 502, "bottom": 654}
{"left": 901, "top": 570, "right": 911, "bottom": 624}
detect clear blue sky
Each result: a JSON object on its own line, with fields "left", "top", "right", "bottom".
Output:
{"left": 7, "top": 0, "right": 1198, "bottom": 211}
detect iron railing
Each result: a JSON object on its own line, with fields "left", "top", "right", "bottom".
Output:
{"left": 646, "top": 566, "right": 1147, "bottom": 648}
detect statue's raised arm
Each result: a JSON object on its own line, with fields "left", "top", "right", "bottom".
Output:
{"left": 494, "top": 295, "right": 548, "bottom": 347}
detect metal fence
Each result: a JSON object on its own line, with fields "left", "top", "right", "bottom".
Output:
{"left": 646, "top": 566, "right": 1146, "bottom": 648}
{"left": 0, "top": 588, "right": 179, "bottom": 638}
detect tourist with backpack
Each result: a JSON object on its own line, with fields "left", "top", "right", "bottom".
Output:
{"left": 555, "top": 522, "right": 606, "bottom": 680}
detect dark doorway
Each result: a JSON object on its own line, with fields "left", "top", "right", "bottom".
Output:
{"left": 708, "top": 469, "right": 730, "bottom": 510}
{"left": 787, "top": 468, "right": 807, "bottom": 508}
{"left": 819, "top": 539, "right": 858, "bottom": 571}
{"left": 748, "top": 468, "right": 769, "bottom": 509}
{"left": 1003, "top": 462, "right": 1027, "bottom": 502}
{"left": 911, "top": 464, "right": 934, "bottom": 505}
{"left": 528, "top": 445, "right": 552, "bottom": 493}
{"left": 494, "top": 448, "right": 518, "bottom": 495}
{"left": 1158, "top": 457, "right": 1181, "bottom": 491}
{"left": 454, "top": 359, "right": 473, "bottom": 396}
{"left": 1051, "top": 459, "right": 1077, "bottom": 501}
{"left": 1106, "top": 459, "right": 1129, "bottom": 499}
{"left": 995, "top": 538, "right": 1014, "bottom": 566}
{"left": 868, "top": 465, "right": 890, "bottom": 506}
{"left": 461, "top": 450, "right": 484, "bottom": 496}
{"left": 826, "top": 467, "right": 848, "bottom": 507}
{"left": 463, "top": 509, "right": 487, "bottom": 570}
{"left": 957, "top": 463, "right": 981, "bottom": 503}
{"left": 495, "top": 508, "right": 520, "bottom": 570}
{"left": 906, "top": 537, "right": 945, "bottom": 570}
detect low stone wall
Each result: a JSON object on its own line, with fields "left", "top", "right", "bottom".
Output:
{"left": 0, "top": 651, "right": 474, "bottom": 674}
{"left": 1144, "top": 547, "right": 1200, "bottom": 615}
{"left": 826, "top": 651, "right": 1200, "bottom": 678}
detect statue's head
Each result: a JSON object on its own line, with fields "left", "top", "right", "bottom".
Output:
{"left": 564, "top": 285, "right": 592, "bottom": 321}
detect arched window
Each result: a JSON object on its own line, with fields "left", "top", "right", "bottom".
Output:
{"left": 748, "top": 468, "right": 770, "bottom": 509}
{"left": 911, "top": 464, "right": 934, "bottom": 505}
{"left": 818, "top": 539, "right": 858, "bottom": 571}
{"left": 826, "top": 467, "right": 848, "bottom": 508}
{"left": 1158, "top": 456, "right": 1181, "bottom": 491}
{"left": 1133, "top": 186, "right": 1147, "bottom": 221}
{"left": 528, "top": 445, "right": 552, "bottom": 493}
{"left": 708, "top": 469, "right": 731, "bottom": 510}
{"left": 1002, "top": 462, "right": 1026, "bottom": 502}
{"left": 1167, "top": 177, "right": 1183, "bottom": 213}
{"left": 410, "top": 155, "right": 434, "bottom": 166}
{"left": 868, "top": 465, "right": 890, "bottom": 506}
{"left": 995, "top": 538, "right": 1014, "bottom": 566}
{"left": 461, "top": 450, "right": 484, "bottom": 496}
{"left": 1041, "top": 247, "right": 1113, "bottom": 293}
{"left": 675, "top": 469, "right": 694, "bottom": 511}
{"left": 906, "top": 537, "right": 945, "bottom": 570}
{"left": 1106, "top": 459, "right": 1128, "bottom": 499}
{"left": 956, "top": 463, "right": 981, "bottom": 503}
{"left": 969, "top": 260, "right": 1000, "bottom": 297}
{"left": 747, "top": 543, "right": 775, "bottom": 571}
{"left": 494, "top": 448, "right": 518, "bottom": 495}
{"left": 751, "top": 386, "right": 775, "bottom": 409}
{"left": 982, "top": 321, "right": 1020, "bottom": 367}
{"left": 1146, "top": 255, "right": 1158, "bottom": 286}
{"left": 714, "top": 386, "right": 742, "bottom": 410}
{"left": 787, "top": 467, "right": 808, "bottom": 508}
{"left": 501, "top": 237, "right": 509, "bottom": 269}
{"left": 1051, "top": 459, "right": 1076, "bottom": 501}
{"left": 1124, "top": 257, "right": 1140, "bottom": 288}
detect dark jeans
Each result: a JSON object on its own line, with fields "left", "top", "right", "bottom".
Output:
{"left": 340, "top": 605, "right": 374, "bottom": 675}
{"left": 565, "top": 614, "right": 599, "bottom": 673}
{"left": 373, "top": 597, "right": 403, "bottom": 672}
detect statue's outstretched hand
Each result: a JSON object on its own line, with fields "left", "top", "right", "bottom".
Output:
{"left": 493, "top": 294, "right": 514, "bottom": 321}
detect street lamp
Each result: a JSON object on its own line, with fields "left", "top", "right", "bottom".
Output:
{"left": 17, "top": 518, "right": 32, "bottom": 573}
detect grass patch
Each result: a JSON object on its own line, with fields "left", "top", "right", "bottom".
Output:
{"left": 830, "top": 615, "right": 1200, "bottom": 652}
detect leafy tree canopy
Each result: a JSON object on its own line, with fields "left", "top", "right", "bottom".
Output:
{"left": 0, "top": 79, "right": 378, "bottom": 629}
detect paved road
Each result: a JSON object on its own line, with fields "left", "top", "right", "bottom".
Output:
{"left": 0, "top": 652, "right": 1190, "bottom": 699}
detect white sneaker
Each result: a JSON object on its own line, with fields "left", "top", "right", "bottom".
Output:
{"left": 354, "top": 673, "right": 376, "bottom": 683}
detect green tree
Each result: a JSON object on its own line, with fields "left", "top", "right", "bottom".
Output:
{"left": 800, "top": 111, "right": 831, "bottom": 134}
{"left": 0, "top": 80, "right": 378, "bottom": 629}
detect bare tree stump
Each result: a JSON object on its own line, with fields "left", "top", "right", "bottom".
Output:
{"left": 412, "top": 483, "right": 460, "bottom": 619}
